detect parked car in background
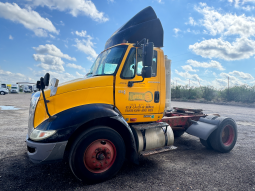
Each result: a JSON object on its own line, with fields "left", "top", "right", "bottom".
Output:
{"left": 24, "top": 86, "right": 32, "bottom": 93}
{"left": 0, "top": 87, "right": 9, "bottom": 95}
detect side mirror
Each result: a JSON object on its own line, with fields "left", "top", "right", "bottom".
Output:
{"left": 36, "top": 81, "right": 41, "bottom": 90}
{"left": 44, "top": 73, "right": 50, "bottom": 86}
{"left": 142, "top": 66, "right": 152, "bottom": 78}
{"left": 40, "top": 77, "right": 45, "bottom": 90}
{"left": 143, "top": 42, "right": 154, "bottom": 67}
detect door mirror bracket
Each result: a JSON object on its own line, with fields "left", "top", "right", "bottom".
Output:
{"left": 128, "top": 66, "right": 152, "bottom": 87}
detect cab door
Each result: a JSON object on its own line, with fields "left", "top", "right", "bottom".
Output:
{"left": 115, "top": 47, "right": 161, "bottom": 122}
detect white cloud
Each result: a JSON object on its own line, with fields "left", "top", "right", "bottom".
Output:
{"left": 87, "top": 56, "right": 93, "bottom": 61}
{"left": 195, "top": 4, "right": 255, "bottom": 38}
{"left": 189, "top": 37, "right": 255, "bottom": 61}
{"left": 229, "top": 0, "right": 255, "bottom": 7}
{"left": 76, "top": 71, "right": 84, "bottom": 77}
{"left": 173, "top": 28, "right": 181, "bottom": 36}
{"left": 181, "top": 65, "right": 198, "bottom": 72}
{"left": 74, "top": 38, "right": 98, "bottom": 60}
{"left": 219, "top": 72, "right": 244, "bottom": 86}
{"left": 156, "top": 0, "right": 163, "bottom": 3}
{"left": 33, "top": 54, "right": 65, "bottom": 72}
{"left": 0, "top": 2, "right": 58, "bottom": 37}
{"left": 242, "top": 5, "right": 255, "bottom": 11}
{"left": 187, "top": 59, "right": 225, "bottom": 70}
{"left": 229, "top": 70, "right": 254, "bottom": 79}
{"left": 66, "top": 63, "right": 86, "bottom": 73}
{"left": 199, "top": 2, "right": 207, "bottom": 7}
{"left": 31, "top": 0, "right": 109, "bottom": 22}
{"left": 220, "top": 72, "right": 240, "bottom": 81}
{"left": 175, "top": 69, "right": 202, "bottom": 81}
{"left": 9, "top": 35, "right": 13, "bottom": 40}
{"left": 0, "top": 68, "right": 33, "bottom": 84}
{"left": 33, "top": 44, "right": 76, "bottom": 61}
{"left": 49, "top": 34, "right": 55, "bottom": 39}
{"left": 215, "top": 78, "right": 228, "bottom": 86}
{"left": 33, "top": 69, "right": 77, "bottom": 83}
{"left": 75, "top": 30, "right": 91, "bottom": 38}
{"left": 186, "top": 17, "right": 197, "bottom": 26}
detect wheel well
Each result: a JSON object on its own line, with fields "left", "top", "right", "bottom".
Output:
{"left": 65, "top": 117, "right": 137, "bottom": 160}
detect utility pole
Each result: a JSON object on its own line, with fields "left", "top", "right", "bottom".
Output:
{"left": 189, "top": 79, "right": 190, "bottom": 99}
{"left": 228, "top": 76, "right": 229, "bottom": 100}
{"left": 176, "top": 80, "right": 177, "bottom": 98}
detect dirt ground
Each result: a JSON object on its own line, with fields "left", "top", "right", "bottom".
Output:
{"left": 0, "top": 93, "right": 254, "bottom": 191}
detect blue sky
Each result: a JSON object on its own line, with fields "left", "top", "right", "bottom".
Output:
{"left": 0, "top": 0, "right": 255, "bottom": 89}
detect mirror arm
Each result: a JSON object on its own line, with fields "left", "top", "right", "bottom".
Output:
{"left": 135, "top": 38, "right": 147, "bottom": 47}
{"left": 40, "top": 78, "right": 57, "bottom": 122}
{"left": 128, "top": 77, "right": 145, "bottom": 87}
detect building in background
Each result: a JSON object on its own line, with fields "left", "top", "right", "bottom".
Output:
{"left": 16, "top": 82, "right": 37, "bottom": 92}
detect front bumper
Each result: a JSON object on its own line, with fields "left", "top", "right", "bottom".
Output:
{"left": 26, "top": 135, "right": 67, "bottom": 164}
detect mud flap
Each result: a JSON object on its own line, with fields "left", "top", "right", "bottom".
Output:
{"left": 186, "top": 116, "right": 222, "bottom": 140}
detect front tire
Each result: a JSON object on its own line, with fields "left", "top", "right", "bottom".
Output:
{"left": 0, "top": 91, "right": 5, "bottom": 95}
{"left": 209, "top": 119, "right": 237, "bottom": 153}
{"left": 69, "top": 126, "right": 126, "bottom": 183}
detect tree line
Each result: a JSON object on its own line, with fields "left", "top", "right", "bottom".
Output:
{"left": 171, "top": 85, "right": 255, "bottom": 103}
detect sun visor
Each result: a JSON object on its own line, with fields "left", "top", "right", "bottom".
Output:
{"left": 105, "top": 6, "right": 164, "bottom": 49}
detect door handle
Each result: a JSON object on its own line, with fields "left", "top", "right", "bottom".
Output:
{"left": 154, "top": 91, "right": 160, "bottom": 103}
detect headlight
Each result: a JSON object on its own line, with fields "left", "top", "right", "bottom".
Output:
{"left": 30, "top": 129, "right": 56, "bottom": 141}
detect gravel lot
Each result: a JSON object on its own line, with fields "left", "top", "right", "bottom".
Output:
{"left": 0, "top": 94, "right": 254, "bottom": 191}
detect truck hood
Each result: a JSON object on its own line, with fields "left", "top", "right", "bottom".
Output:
{"left": 42, "top": 76, "right": 114, "bottom": 99}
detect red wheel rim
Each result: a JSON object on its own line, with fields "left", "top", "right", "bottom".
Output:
{"left": 222, "top": 125, "right": 234, "bottom": 146}
{"left": 83, "top": 139, "right": 117, "bottom": 173}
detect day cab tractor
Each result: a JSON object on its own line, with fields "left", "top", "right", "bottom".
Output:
{"left": 26, "top": 7, "right": 238, "bottom": 183}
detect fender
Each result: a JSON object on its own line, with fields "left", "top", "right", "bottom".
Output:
{"left": 32, "top": 104, "right": 140, "bottom": 164}
{"left": 186, "top": 115, "right": 233, "bottom": 140}
{"left": 34, "top": 104, "right": 120, "bottom": 143}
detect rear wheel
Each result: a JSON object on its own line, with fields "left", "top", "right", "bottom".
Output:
{"left": 69, "top": 126, "right": 125, "bottom": 183}
{"left": 0, "top": 91, "right": 5, "bottom": 95}
{"left": 173, "top": 130, "right": 185, "bottom": 138}
{"left": 209, "top": 119, "right": 237, "bottom": 153}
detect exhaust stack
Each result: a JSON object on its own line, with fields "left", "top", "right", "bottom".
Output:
{"left": 165, "top": 55, "right": 171, "bottom": 111}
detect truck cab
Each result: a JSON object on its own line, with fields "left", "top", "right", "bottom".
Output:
{"left": 26, "top": 7, "right": 237, "bottom": 183}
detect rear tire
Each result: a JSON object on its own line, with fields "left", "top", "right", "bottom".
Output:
{"left": 209, "top": 119, "right": 237, "bottom": 153}
{"left": 173, "top": 130, "right": 185, "bottom": 138}
{"left": 200, "top": 138, "right": 212, "bottom": 149}
{"left": 69, "top": 126, "right": 125, "bottom": 183}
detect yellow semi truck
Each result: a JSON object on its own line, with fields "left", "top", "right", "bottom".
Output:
{"left": 26, "top": 7, "right": 237, "bottom": 183}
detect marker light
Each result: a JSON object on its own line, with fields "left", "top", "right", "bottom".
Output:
{"left": 30, "top": 129, "right": 56, "bottom": 141}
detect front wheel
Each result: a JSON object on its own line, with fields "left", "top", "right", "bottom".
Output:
{"left": 209, "top": 119, "right": 237, "bottom": 153}
{"left": 0, "top": 91, "right": 5, "bottom": 95}
{"left": 69, "top": 126, "right": 125, "bottom": 183}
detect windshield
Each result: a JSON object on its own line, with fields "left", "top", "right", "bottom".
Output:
{"left": 12, "top": 87, "right": 17, "bottom": 89}
{"left": 88, "top": 45, "right": 127, "bottom": 77}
